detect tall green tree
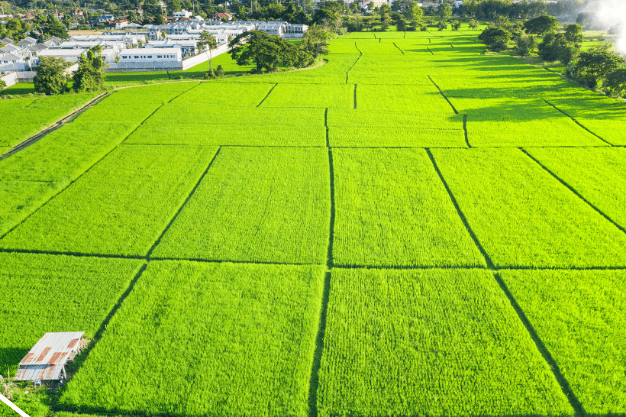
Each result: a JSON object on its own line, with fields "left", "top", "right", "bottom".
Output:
{"left": 403, "top": 1, "right": 423, "bottom": 23}
{"left": 34, "top": 56, "right": 68, "bottom": 94}
{"left": 229, "top": 30, "right": 301, "bottom": 73}
{"left": 73, "top": 46, "right": 108, "bottom": 92}
{"left": 438, "top": 3, "right": 452, "bottom": 21}
{"left": 198, "top": 30, "right": 218, "bottom": 73}
{"left": 523, "top": 15, "right": 559, "bottom": 35}
{"left": 564, "top": 23, "right": 583, "bottom": 43}
{"left": 570, "top": 47, "right": 625, "bottom": 88}
{"left": 604, "top": 69, "right": 626, "bottom": 97}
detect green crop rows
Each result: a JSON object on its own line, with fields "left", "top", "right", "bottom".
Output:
{"left": 1, "top": 28, "right": 625, "bottom": 417}
{"left": 60, "top": 261, "right": 325, "bottom": 417}
{"left": 0, "top": 93, "right": 97, "bottom": 151}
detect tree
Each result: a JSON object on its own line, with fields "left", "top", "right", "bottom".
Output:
{"left": 451, "top": 20, "right": 461, "bottom": 31}
{"left": 604, "top": 69, "right": 626, "bottom": 97}
{"left": 537, "top": 33, "right": 570, "bottom": 62}
{"left": 570, "top": 47, "right": 625, "bottom": 88}
{"left": 34, "top": 56, "right": 68, "bottom": 94}
{"left": 73, "top": 46, "right": 108, "bottom": 92}
{"left": 312, "top": 1, "right": 343, "bottom": 32}
{"left": 478, "top": 27, "right": 512, "bottom": 50}
{"left": 0, "top": 79, "right": 6, "bottom": 90}
{"left": 229, "top": 30, "right": 301, "bottom": 73}
{"left": 468, "top": 18, "right": 479, "bottom": 30}
{"left": 46, "top": 18, "right": 68, "bottom": 40}
{"left": 197, "top": 30, "right": 218, "bottom": 73}
{"left": 300, "top": 24, "right": 333, "bottom": 61}
{"left": 438, "top": 2, "right": 452, "bottom": 21}
{"left": 403, "top": 2, "right": 423, "bottom": 23}
{"left": 523, "top": 15, "right": 559, "bottom": 35}
{"left": 396, "top": 19, "right": 406, "bottom": 31}
{"left": 154, "top": 14, "right": 165, "bottom": 24}
{"left": 564, "top": 23, "right": 583, "bottom": 43}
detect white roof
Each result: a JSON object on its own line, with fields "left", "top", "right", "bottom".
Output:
{"left": 14, "top": 332, "right": 85, "bottom": 381}
{"left": 38, "top": 49, "right": 87, "bottom": 57}
{"left": 120, "top": 47, "right": 181, "bottom": 54}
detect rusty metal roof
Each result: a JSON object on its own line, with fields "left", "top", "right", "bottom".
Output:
{"left": 14, "top": 332, "right": 85, "bottom": 381}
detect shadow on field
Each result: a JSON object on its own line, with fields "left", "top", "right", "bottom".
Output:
{"left": 0, "top": 347, "right": 29, "bottom": 376}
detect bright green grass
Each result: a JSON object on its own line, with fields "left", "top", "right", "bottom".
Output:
{"left": 0, "top": 253, "right": 143, "bottom": 375}
{"left": 0, "top": 121, "right": 139, "bottom": 183}
{"left": 332, "top": 149, "right": 485, "bottom": 267}
{"left": 448, "top": 97, "right": 607, "bottom": 147}
{"left": 0, "top": 93, "right": 96, "bottom": 149}
{"left": 127, "top": 107, "right": 325, "bottom": 146}
{"left": 501, "top": 269, "right": 626, "bottom": 414}
{"left": 356, "top": 84, "right": 453, "bottom": 113}
{"left": 547, "top": 97, "right": 626, "bottom": 145}
{"left": 0, "top": 82, "right": 36, "bottom": 95}
{"left": 170, "top": 82, "right": 275, "bottom": 106}
{"left": 0, "top": 181, "right": 58, "bottom": 237}
{"left": 317, "top": 268, "right": 573, "bottom": 417}
{"left": 152, "top": 147, "right": 330, "bottom": 264}
{"left": 60, "top": 261, "right": 325, "bottom": 417}
{"left": 432, "top": 148, "right": 626, "bottom": 268}
{"left": 527, "top": 147, "right": 626, "bottom": 229}
{"left": 328, "top": 112, "right": 466, "bottom": 147}
{"left": 260, "top": 83, "right": 354, "bottom": 108}
{"left": 0, "top": 145, "right": 218, "bottom": 256}
{"left": 101, "top": 81, "right": 200, "bottom": 106}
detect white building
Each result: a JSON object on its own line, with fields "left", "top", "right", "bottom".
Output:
{"left": 147, "top": 39, "right": 197, "bottom": 57}
{"left": 119, "top": 47, "right": 181, "bottom": 63}
{"left": 173, "top": 9, "right": 192, "bottom": 19}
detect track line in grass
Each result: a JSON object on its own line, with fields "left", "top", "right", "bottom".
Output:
{"left": 146, "top": 147, "right": 222, "bottom": 259}
{"left": 463, "top": 115, "right": 471, "bottom": 147}
{"left": 0, "top": 93, "right": 110, "bottom": 162}
{"left": 542, "top": 99, "right": 613, "bottom": 146}
{"left": 307, "top": 271, "right": 331, "bottom": 417}
{"left": 345, "top": 49, "right": 362, "bottom": 84}
{"left": 353, "top": 85, "right": 357, "bottom": 109}
{"left": 0, "top": 143, "right": 120, "bottom": 241}
{"left": 393, "top": 42, "right": 405, "bottom": 54}
{"left": 427, "top": 47, "right": 434, "bottom": 54}
{"left": 492, "top": 271, "right": 586, "bottom": 416}
{"left": 70, "top": 261, "right": 148, "bottom": 361}
{"left": 425, "top": 149, "right": 495, "bottom": 269}
{"left": 256, "top": 83, "right": 278, "bottom": 107}
{"left": 520, "top": 148, "right": 626, "bottom": 236}
{"left": 324, "top": 108, "right": 335, "bottom": 270}
{"left": 428, "top": 76, "right": 458, "bottom": 114}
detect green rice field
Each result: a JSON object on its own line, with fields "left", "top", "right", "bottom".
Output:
{"left": 1, "top": 29, "right": 625, "bottom": 417}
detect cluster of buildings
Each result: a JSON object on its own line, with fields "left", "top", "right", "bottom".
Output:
{"left": 0, "top": 18, "right": 308, "bottom": 74}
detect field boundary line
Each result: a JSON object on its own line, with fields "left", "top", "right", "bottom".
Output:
{"left": 353, "top": 85, "right": 357, "bottom": 109}
{"left": 426, "top": 148, "right": 495, "bottom": 269}
{"left": 0, "top": 92, "right": 110, "bottom": 162}
{"left": 345, "top": 45, "right": 362, "bottom": 84}
{"left": 521, "top": 148, "right": 626, "bottom": 236}
{"left": 333, "top": 264, "right": 488, "bottom": 270}
{"left": 63, "top": 262, "right": 149, "bottom": 397}
{"left": 324, "top": 107, "right": 335, "bottom": 270}
{"left": 166, "top": 81, "right": 203, "bottom": 103}
{"left": 146, "top": 146, "right": 222, "bottom": 259}
{"left": 0, "top": 143, "right": 121, "bottom": 241}
{"left": 149, "top": 256, "right": 322, "bottom": 266}
{"left": 393, "top": 42, "right": 405, "bottom": 54}
{"left": 463, "top": 115, "right": 471, "bottom": 148}
{"left": 427, "top": 47, "right": 434, "bottom": 55}
{"left": 307, "top": 271, "right": 331, "bottom": 417}
{"left": 492, "top": 271, "right": 586, "bottom": 416}
{"left": 542, "top": 99, "right": 613, "bottom": 146}
{"left": 0, "top": 248, "right": 144, "bottom": 260}
{"left": 256, "top": 83, "right": 278, "bottom": 107}
{"left": 428, "top": 76, "right": 459, "bottom": 114}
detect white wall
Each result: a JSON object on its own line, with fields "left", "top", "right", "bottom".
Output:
{"left": 181, "top": 43, "right": 229, "bottom": 71}
{"left": 1, "top": 71, "right": 18, "bottom": 88}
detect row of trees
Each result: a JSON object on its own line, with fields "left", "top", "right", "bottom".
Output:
{"left": 478, "top": 16, "right": 626, "bottom": 98}
{"left": 33, "top": 46, "right": 106, "bottom": 94}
